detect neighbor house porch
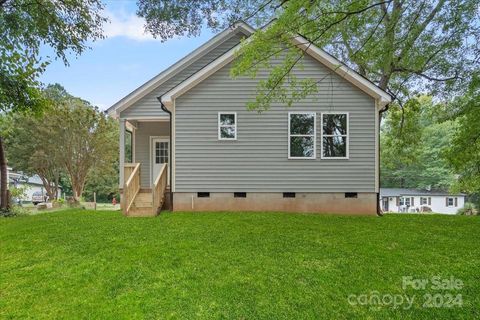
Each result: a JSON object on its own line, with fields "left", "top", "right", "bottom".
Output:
{"left": 119, "top": 119, "right": 170, "bottom": 216}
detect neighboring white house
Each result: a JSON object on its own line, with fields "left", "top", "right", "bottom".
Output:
{"left": 380, "top": 188, "right": 465, "bottom": 215}
{"left": 7, "top": 168, "right": 62, "bottom": 203}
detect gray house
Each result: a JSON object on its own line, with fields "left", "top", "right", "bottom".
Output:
{"left": 107, "top": 22, "right": 391, "bottom": 216}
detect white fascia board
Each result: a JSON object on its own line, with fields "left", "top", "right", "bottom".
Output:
{"left": 162, "top": 33, "right": 392, "bottom": 110}
{"left": 107, "top": 22, "right": 255, "bottom": 118}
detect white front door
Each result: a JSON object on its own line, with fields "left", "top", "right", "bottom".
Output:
{"left": 152, "top": 137, "right": 169, "bottom": 185}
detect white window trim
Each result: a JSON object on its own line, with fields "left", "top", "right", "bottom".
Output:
{"left": 399, "top": 197, "right": 411, "bottom": 207}
{"left": 218, "top": 112, "right": 237, "bottom": 140}
{"left": 320, "top": 112, "right": 350, "bottom": 160}
{"left": 288, "top": 112, "right": 317, "bottom": 160}
{"left": 447, "top": 197, "right": 454, "bottom": 207}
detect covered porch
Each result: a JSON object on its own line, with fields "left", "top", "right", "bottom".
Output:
{"left": 119, "top": 119, "right": 171, "bottom": 216}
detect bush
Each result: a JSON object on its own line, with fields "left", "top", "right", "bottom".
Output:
{"left": 457, "top": 202, "right": 478, "bottom": 215}
{"left": 0, "top": 205, "right": 31, "bottom": 217}
{"left": 52, "top": 198, "right": 65, "bottom": 208}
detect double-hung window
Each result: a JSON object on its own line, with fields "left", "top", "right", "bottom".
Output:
{"left": 321, "top": 112, "right": 349, "bottom": 159}
{"left": 218, "top": 112, "right": 237, "bottom": 140}
{"left": 447, "top": 197, "right": 454, "bottom": 207}
{"left": 288, "top": 112, "right": 316, "bottom": 159}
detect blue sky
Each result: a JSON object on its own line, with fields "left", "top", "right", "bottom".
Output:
{"left": 39, "top": 0, "right": 214, "bottom": 111}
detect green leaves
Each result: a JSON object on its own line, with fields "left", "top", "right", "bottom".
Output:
{"left": 0, "top": 0, "right": 106, "bottom": 113}
{"left": 380, "top": 96, "right": 457, "bottom": 190}
{"left": 5, "top": 85, "right": 118, "bottom": 201}
{"left": 444, "top": 76, "right": 480, "bottom": 196}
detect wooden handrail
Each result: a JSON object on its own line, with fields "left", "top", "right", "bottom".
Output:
{"left": 152, "top": 163, "right": 168, "bottom": 215}
{"left": 123, "top": 163, "right": 137, "bottom": 184}
{"left": 123, "top": 163, "right": 140, "bottom": 215}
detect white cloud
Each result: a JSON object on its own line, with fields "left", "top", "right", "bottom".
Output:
{"left": 103, "top": 9, "right": 157, "bottom": 41}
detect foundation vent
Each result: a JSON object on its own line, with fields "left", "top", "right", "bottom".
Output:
{"left": 283, "top": 192, "right": 296, "bottom": 198}
{"left": 234, "top": 192, "right": 247, "bottom": 198}
{"left": 197, "top": 192, "right": 210, "bottom": 198}
{"left": 345, "top": 192, "right": 358, "bottom": 198}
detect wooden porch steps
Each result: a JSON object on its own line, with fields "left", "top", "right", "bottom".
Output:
{"left": 126, "top": 188, "right": 171, "bottom": 216}
{"left": 122, "top": 163, "right": 169, "bottom": 216}
{"left": 129, "top": 190, "right": 156, "bottom": 217}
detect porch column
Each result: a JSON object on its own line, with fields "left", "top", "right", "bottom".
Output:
{"left": 119, "top": 119, "right": 125, "bottom": 188}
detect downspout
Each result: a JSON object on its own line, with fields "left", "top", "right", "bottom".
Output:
{"left": 157, "top": 95, "right": 173, "bottom": 211}
{"left": 377, "top": 103, "right": 390, "bottom": 216}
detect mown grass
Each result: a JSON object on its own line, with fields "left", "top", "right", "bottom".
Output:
{"left": 0, "top": 210, "right": 479, "bottom": 319}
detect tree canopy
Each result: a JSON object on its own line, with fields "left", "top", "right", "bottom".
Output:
{"left": 445, "top": 76, "right": 480, "bottom": 197}
{"left": 381, "top": 96, "right": 457, "bottom": 190}
{"left": 6, "top": 85, "right": 118, "bottom": 202}
{"left": 138, "top": 0, "right": 480, "bottom": 111}
{"left": 0, "top": 0, "right": 106, "bottom": 112}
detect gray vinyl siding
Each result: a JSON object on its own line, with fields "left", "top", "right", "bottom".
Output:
{"left": 174, "top": 54, "right": 376, "bottom": 192}
{"left": 120, "top": 32, "right": 245, "bottom": 119}
{"left": 135, "top": 122, "right": 170, "bottom": 187}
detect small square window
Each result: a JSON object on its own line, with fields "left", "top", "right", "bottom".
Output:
{"left": 218, "top": 112, "right": 237, "bottom": 140}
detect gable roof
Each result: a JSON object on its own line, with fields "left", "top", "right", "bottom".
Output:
{"left": 161, "top": 34, "right": 392, "bottom": 109}
{"left": 107, "top": 21, "right": 255, "bottom": 118}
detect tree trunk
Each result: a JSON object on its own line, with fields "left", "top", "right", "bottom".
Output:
{"left": 0, "top": 136, "right": 9, "bottom": 209}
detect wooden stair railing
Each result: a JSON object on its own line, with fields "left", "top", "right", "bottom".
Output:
{"left": 123, "top": 163, "right": 137, "bottom": 184}
{"left": 152, "top": 163, "right": 168, "bottom": 215}
{"left": 123, "top": 163, "right": 140, "bottom": 215}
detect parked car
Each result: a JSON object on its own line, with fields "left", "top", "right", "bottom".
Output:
{"left": 32, "top": 191, "right": 47, "bottom": 205}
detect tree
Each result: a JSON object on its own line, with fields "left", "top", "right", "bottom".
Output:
{"left": 0, "top": 0, "right": 106, "bottom": 210}
{"left": 7, "top": 85, "right": 118, "bottom": 203}
{"left": 381, "top": 96, "right": 457, "bottom": 190}
{"left": 381, "top": 99, "right": 423, "bottom": 188}
{"left": 7, "top": 111, "right": 64, "bottom": 200}
{"left": 445, "top": 76, "right": 480, "bottom": 202}
{"left": 137, "top": 0, "right": 480, "bottom": 111}
{"left": 83, "top": 163, "right": 120, "bottom": 203}
{"left": 46, "top": 92, "right": 118, "bottom": 202}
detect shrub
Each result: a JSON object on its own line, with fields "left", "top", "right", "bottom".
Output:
{"left": 457, "top": 202, "right": 478, "bottom": 215}
{"left": 52, "top": 198, "right": 65, "bottom": 208}
{"left": 0, "top": 205, "right": 31, "bottom": 218}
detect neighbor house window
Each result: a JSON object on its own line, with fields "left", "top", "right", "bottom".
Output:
{"left": 447, "top": 197, "right": 454, "bottom": 207}
{"left": 125, "top": 130, "right": 133, "bottom": 163}
{"left": 399, "top": 197, "right": 411, "bottom": 206}
{"left": 288, "top": 112, "right": 316, "bottom": 159}
{"left": 420, "top": 197, "right": 428, "bottom": 205}
{"left": 321, "top": 113, "right": 349, "bottom": 159}
{"left": 218, "top": 112, "right": 237, "bottom": 140}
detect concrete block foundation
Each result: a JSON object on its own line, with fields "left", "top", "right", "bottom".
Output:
{"left": 173, "top": 192, "right": 378, "bottom": 215}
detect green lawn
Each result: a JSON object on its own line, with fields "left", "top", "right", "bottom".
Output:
{"left": 1, "top": 210, "right": 479, "bottom": 319}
